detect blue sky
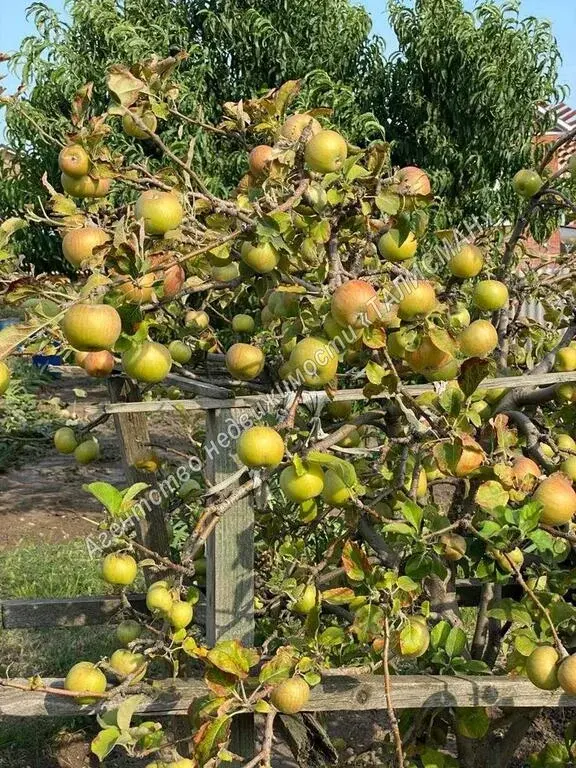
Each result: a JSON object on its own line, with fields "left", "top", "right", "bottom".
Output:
{"left": 1, "top": 0, "right": 576, "bottom": 138}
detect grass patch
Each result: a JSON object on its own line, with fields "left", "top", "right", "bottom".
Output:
{"left": 0, "top": 539, "right": 109, "bottom": 599}
{"left": 0, "top": 538, "right": 144, "bottom": 765}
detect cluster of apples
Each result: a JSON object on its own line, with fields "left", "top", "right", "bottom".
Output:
{"left": 53, "top": 425, "right": 100, "bottom": 465}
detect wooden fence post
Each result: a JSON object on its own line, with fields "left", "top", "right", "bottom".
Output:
{"left": 108, "top": 376, "right": 170, "bottom": 557}
{"left": 205, "top": 407, "right": 255, "bottom": 761}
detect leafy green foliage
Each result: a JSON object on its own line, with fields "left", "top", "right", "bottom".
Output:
{"left": 384, "top": 0, "right": 563, "bottom": 224}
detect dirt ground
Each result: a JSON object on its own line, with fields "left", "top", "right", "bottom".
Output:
{"left": 0, "top": 369, "right": 197, "bottom": 548}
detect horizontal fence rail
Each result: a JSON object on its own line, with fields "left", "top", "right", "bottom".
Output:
{"left": 80, "top": 371, "right": 576, "bottom": 414}
{"left": 1, "top": 673, "right": 574, "bottom": 718}
{"left": 0, "top": 584, "right": 521, "bottom": 630}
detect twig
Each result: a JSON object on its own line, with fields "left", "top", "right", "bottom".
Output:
{"left": 129, "top": 540, "right": 196, "bottom": 578}
{"left": 383, "top": 618, "right": 405, "bottom": 768}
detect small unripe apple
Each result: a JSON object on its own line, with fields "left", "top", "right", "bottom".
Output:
{"left": 526, "top": 645, "right": 559, "bottom": 690}
{"left": 321, "top": 469, "right": 353, "bottom": 507}
{"left": 280, "top": 463, "right": 324, "bottom": 503}
{"left": 168, "top": 340, "right": 192, "bottom": 364}
{"left": 378, "top": 229, "right": 418, "bottom": 262}
{"left": 225, "top": 343, "right": 265, "bottom": 381}
{"left": 555, "top": 347, "right": 576, "bottom": 372}
{"left": 558, "top": 654, "right": 576, "bottom": 694}
{"left": 62, "top": 227, "right": 109, "bottom": 269}
{"left": 458, "top": 320, "right": 498, "bottom": 358}
{"left": 557, "top": 433, "right": 576, "bottom": 452}
{"left": 472, "top": 280, "right": 509, "bottom": 311}
{"left": 58, "top": 144, "right": 90, "bottom": 178}
{"left": 83, "top": 351, "right": 115, "bottom": 378}
{"left": 512, "top": 169, "right": 542, "bottom": 198}
{"left": 122, "top": 110, "right": 157, "bottom": 139}
{"left": 169, "top": 600, "right": 194, "bottom": 630}
{"left": 54, "top": 427, "right": 78, "bottom": 454}
{"left": 237, "top": 426, "right": 284, "bottom": 468}
{"left": 61, "top": 304, "right": 122, "bottom": 352}
{"left": 280, "top": 114, "right": 321, "bottom": 141}
{"left": 331, "top": 280, "right": 382, "bottom": 328}
{"left": 289, "top": 337, "right": 338, "bottom": 388}
{"left": 0, "top": 361, "right": 10, "bottom": 395}
{"left": 185, "top": 310, "right": 210, "bottom": 330}
{"left": 64, "top": 661, "right": 107, "bottom": 704}
{"left": 146, "top": 584, "right": 173, "bottom": 614}
{"left": 110, "top": 649, "right": 147, "bottom": 681}
{"left": 135, "top": 190, "right": 184, "bottom": 235}
{"left": 74, "top": 438, "right": 100, "bottom": 465}
{"left": 122, "top": 341, "right": 172, "bottom": 383}
{"left": 101, "top": 552, "right": 138, "bottom": 586}
{"left": 304, "top": 130, "right": 347, "bottom": 174}
{"left": 291, "top": 584, "right": 318, "bottom": 615}
{"left": 116, "top": 620, "right": 142, "bottom": 646}
{"left": 396, "top": 616, "right": 430, "bottom": 658}
{"left": 561, "top": 456, "right": 576, "bottom": 482}
{"left": 61, "top": 172, "right": 110, "bottom": 198}
{"left": 248, "top": 144, "right": 273, "bottom": 176}
{"left": 270, "top": 677, "right": 310, "bottom": 714}
{"left": 396, "top": 281, "right": 436, "bottom": 320}
{"left": 533, "top": 473, "right": 576, "bottom": 525}
{"left": 240, "top": 241, "right": 279, "bottom": 273}
{"left": 326, "top": 400, "right": 353, "bottom": 420}
{"left": 490, "top": 547, "right": 524, "bottom": 573}
{"left": 449, "top": 244, "right": 484, "bottom": 278}
{"left": 440, "top": 532, "right": 467, "bottom": 561}
{"left": 232, "top": 314, "right": 255, "bottom": 333}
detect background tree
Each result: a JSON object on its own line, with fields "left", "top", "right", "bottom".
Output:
{"left": 383, "top": 0, "right": 563, "bottom": 225}
{"left": 1, "top": 0, "right": 384, "bottom": 271}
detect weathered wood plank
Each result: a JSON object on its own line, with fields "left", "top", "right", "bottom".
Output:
{"left": 0, "top": 583, "right": 517, "bottom": 629}
{"left": 92, "top": 371, "right": 576, "bottom": 414}
{"left": 0, "top": 595, "right": 206, "bottom": 630}
{"left": 108, "top": 377, "right": 170, "bottom": 559}
{"left": 2, "top": 674, "right": 575, "bottom": 718}
{"left": 205, "top": 408, "right": 255, "bottom": 761}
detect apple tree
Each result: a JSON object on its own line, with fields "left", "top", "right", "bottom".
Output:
{"left": 2, "top": 52, "right": 576, "bottom": 768}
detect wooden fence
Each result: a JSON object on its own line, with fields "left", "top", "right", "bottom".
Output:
{"left": 2, "top": 369, "right": 576, "bottom": 760}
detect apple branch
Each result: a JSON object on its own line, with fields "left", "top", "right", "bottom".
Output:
{"left": 383, "top": 617, "right": 405, "bottom": 768}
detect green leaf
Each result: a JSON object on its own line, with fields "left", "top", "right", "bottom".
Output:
{"left": 107, "top": 65, "right": 145, "bottom": 106}
{"left": 475, "top": 481, "right": 509, "bottom": 511}
{"left": 376, "top": 190, "right": 400, "bottom": 215}
{"left": 399, "top": 500, "right": 423, "bottom": 531}
{"left": 488, "top": 598, "right": 533, "bottom": 626}
{"left": 307, "top": 451, "right": 358, "bottom": 488}
{"left": 207, "top": 640, "right": 259, "bottom": 679}
{"left": 352, "top": 604, "right": 384, "bottom": 642}
{"left": 321, "top": 587, "right": 356, "bottom": 605}
{"left": 517, "top": 501, "right": 544, "bottom": 535}
{"left": 430, "top": 620, "right": 451, "bottom": 650}
{"left": 341, "top": 540, "right": 372, "bottom": 582}
{"left": 397, "top": 575, "right": 419, "bottom": 592}
{"left": 318, "top": 626, "right": 346, "bottom": 646}
{"left": 258, "top": 649, "right": 295, "bottom": 684}
{"left": 195, "top": 716, "right": 231, "bottom": 767}
{"left": 382, "top": 522, "right": 415, "bottom": 536}
{"left": 458, "top": 357, "right": 496, "bottom": 398}
{"left": 116, "top": 696, "right": 145, "bottom": 732}
{"left": 365, "top": 360, "right": 387, "bottom": 385}
{"left": 439, "top": 385, "right": 464, "bottom": 417}
{"left": 444, "top": 627, "right": 467, "bottom": 658}
{"left": 91, "top": 727, "right": 120, "bottom": 761}
{"left": 82, "top": 482, "right": 123, "bottom": 516}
